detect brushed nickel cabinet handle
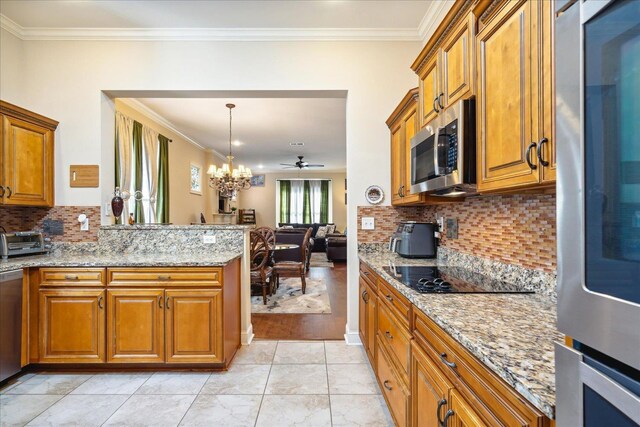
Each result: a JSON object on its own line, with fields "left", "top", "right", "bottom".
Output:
{"left": 383, "top": 380, "right": 393, "bottom": 391}
{"left": 158, "top": 296, "right": 163, "bottom": 309}
{"left": 98, "top": 296, "right": 104, "bottom": 309}
{"left": 65, "top": 275, "right": 79, "bottom": 280}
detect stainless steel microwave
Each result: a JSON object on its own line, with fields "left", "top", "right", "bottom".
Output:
{"left": 409, "top": 99, "right": 476, "bottom": 196}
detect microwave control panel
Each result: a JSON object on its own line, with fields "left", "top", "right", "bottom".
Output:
{"left": 444, "top": 120, "right": 458, "bottom": 173}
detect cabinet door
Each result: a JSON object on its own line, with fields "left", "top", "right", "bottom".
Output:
{"left": 538, "top": 0, "right": 555, "bottom": 184}
{"left": 441, "top": 14, "right": 475, "bottom": 108}
{"left": 446, "top": 389, "right": 488, "bottom": 427}
{"left": 411, "top": 341, "right": 454, "bottom": 427}
{"left": 165, "top": 289, "right": 223, "bottom": 363}
{"left": 477, "top": 0, "right": 539, "bottom": 192}
{"left": 420, "top": 55, "right": 440, "bottom": 127}
{"left": 359, "top": 277, "right": 367, "bottom": 345}
{"left": 401, "top": 103, "right": 423, "bottom": 204}
{"left": 365, "top": 284, "right": 377, "bottom": 364}
{"left": 39, "top": 289, "right": 105, "bottom": 362}
{"left": 107, "top": 289, "right": 165, "bottom": 363}
{"left": 390, "top": 122, "right": 404, "bottom": 205}
{"left": 2, "top": 115, "right": 54, "bottom": 206}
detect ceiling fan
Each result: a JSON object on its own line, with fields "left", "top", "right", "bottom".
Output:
{"left": 280, "top": 155, "right": 325, "bottom": 170}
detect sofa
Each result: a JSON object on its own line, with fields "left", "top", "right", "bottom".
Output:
{"left": 278, "top": 223, "right": 337, "bottom": 252}
{"left": 326, "top": 234, "right": 347, "bottom": 262}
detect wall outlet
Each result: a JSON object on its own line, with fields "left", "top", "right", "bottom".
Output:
{"left": 104, "top": 202, "right": 111, "bottom": 216}
{"left": 203, "top": 235, "right": 217, "bottom": 244}
{"left": 436, "top": 216, "right": 444, "bottom": 232}
{"left": 361, "top": 217, "right": 375, "bottom": 230}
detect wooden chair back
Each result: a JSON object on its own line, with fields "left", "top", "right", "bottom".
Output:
{"left": 254, "top": 227, "right": 276, "bottom": 248}
{"left": 249, "top": 231, "right": 271, "bottom": 272}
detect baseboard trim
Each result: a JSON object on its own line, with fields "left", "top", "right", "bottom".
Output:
{"left": 241, "top": 324, "right": 255, "bottom": 345}
{"left": 344, "top": 331, "right": 363, "bottom": 345}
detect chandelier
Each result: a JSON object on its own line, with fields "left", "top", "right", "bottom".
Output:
{"left": 207, "top": 103, "right": 252, "bottom": 199}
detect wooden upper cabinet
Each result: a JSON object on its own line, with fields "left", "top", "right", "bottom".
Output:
{"left": 411, "top": 341, "right": 454, "bottom": 427}
{"left": 476, "top": 0, "right": 555, "bottom": 192}
{"left": 419, "top": 55, "right": 440, "bottom": 127}
{"left": 0, "top": 101, "right": 57, "bottom": 207}
{"left": 401, "top": 104, "right": 423, "bottom": 205}
{"left": 39, "top": 289, "right": 105, "bottom": 363}
{"left": 165, "top": 289, "right": 223, "bottom": 363}
{"left": 390, "top": 122, "right": 404, "bottom": 205}
{"left": 107, "top": 289, "right": 165, "bottom": 363}
{"left": 448, "top": 389, "right": 488, "bottom": 427}
{"left": 441, "top": 14, "right": 475, "bottom": 108}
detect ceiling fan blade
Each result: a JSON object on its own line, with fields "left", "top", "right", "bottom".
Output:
{"left": 306, "top": 164, "right": 325, "bottom": 167}
{"left": 280, "top": 163, "right": 296, "bottom": 166}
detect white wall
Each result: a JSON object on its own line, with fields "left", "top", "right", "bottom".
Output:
{"left": 0, "top": 30, "right": 420, "bottom": 342}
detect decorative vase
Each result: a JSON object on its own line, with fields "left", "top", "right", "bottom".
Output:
{"left": 111, "top": 187, "right": 124, "bottom": 218}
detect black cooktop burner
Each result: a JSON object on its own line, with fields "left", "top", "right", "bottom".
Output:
{"left": 382, "top": 266, "right": 534, "bottom": 294}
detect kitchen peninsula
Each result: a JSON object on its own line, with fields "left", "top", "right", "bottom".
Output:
{"left": 1, "top": 225, "right": 250, "bottom": 371}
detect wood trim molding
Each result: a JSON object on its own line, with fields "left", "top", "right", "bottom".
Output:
{"left": 0, "top": 100, "right": 59, "bottom": 130}
{"left": 385, "top": 88, "right": 419, "bottom": 128}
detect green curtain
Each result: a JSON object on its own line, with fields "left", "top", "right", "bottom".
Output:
{"left": 157, "top": 134, "right": 170, "bottom": 224}
{"left": 302, "top": 180, "right": 311, "bottom": 223}
{"left": 279, "top": 180, "right": 291, "bottom": 223}
{"left": 132, "top": 121, "right": 144, "bottom": 223}
{"left": 320, "top": 180, "right": 330, "bottom": 223}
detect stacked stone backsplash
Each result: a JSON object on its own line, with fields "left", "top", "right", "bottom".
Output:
{"left": 0, "top": 205, "right": 101, "bottom": 242}
{"left": 357, "top": 193, "right": 556, "bottom": 274}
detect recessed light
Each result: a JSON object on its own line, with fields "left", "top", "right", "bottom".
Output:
{"left": 290, "top": 142, "right": 304, "bottom": 147}
{"left": 258, "top": 164, "right": 264, "bottom": 169}
{"left": 232, "top": 140, "right": 243, "bottom": 146}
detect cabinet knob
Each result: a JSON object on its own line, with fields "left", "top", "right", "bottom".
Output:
{"left": 385, "top": 331, "right": 393, "bottom": 340}
{"left": 0, "top": 186, "right": 4, "bottom": 197}
{"left": 433, "top": 97, "right": 440, "bottom": 113}
{"left": 385, "top": 294, "right": 393, "bottom": 303}
{"left": 157, "top": 275, "right": 171, "bottom": 281}
{"left": 158, "top": 295, "right": 163, "bottom": 309}
{"left": 166, "top": 296, "right": 170, "bottom": 309}
{"left": 65, "top": 275, "right": 79, "bottom": 280}
{"left": 98, "top": 296, "right": 104, "bottom": 309}
{"left": 537, "top": 137, "right": 550, "bottom": 167}
{"left": 383, "top": 380, "right": 393, "bottom": 391}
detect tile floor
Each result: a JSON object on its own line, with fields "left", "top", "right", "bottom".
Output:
{"left": 0, "top": 340, "right": 393, "bottom": 427}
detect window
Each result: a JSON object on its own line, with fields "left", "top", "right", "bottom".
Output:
{"left": 276, "top": 179, "right": 332, "bottom": 225}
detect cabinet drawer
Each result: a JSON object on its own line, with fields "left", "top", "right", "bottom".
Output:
{"left": 107, "top": 268, "right": 221, "bottom": 287}
{"left": 359, "top": 262, "right": 378, "bottom": 289}
{"left": 376, "top": 336, "right": 410, "bottom": 427}
{"left": 413, "top": 309, "right": 460, "bottom": 381}
{"left": 40, "top": 268, "right": 105, "bottom": 286}
{"left": 377, "top": 279, "right": 411, "bottom": 327}
{"left": 377, "top": 301, "right": 411, "bottom": 378}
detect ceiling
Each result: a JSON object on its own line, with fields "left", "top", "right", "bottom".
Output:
{"left": 0, "top": 1, "right": 454, "bottom": 41}
{"left": 127, "top": 96, "right": 347, "bottom": 173}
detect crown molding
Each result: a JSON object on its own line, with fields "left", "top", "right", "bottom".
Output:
{"left": 117, "top": 98, "right": 227, "bottom": 161}
{"left": 1, "top": 15, "right": 421, "bottom": 42}
{"left": 417, "top": 0, "right": 455, "bottom": 44}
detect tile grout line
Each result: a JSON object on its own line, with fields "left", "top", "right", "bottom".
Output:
{"left": 254, "top": 340, "right": 278, "bottom": 427}
{"left": 99, "top": 372, "right": 154, "bottom": 427}
{"left": 324, "top": 340, "right": 334, "bottom": 427}
{"left": 175, "top": 372, "right": 211, "bottom": 426}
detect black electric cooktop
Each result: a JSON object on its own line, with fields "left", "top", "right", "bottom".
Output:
{"left": 382, "top": 266, "right": 534, "bottom": 294}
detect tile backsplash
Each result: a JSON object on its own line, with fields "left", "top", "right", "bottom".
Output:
{"left": 0, "top": 206, "right": 101, "bottom": 242}
{"left": 357, "top": 193, "right": 556, "bottom": 273}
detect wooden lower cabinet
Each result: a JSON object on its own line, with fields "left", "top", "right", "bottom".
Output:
{"left": 165, "top": 289, "right": 223, "bottom": 363}
{"left": 448, "top": 389, "right": 487, "bottom": 427}
{"left": 39, "top": 289, "right": 105, "bottom": 362}
{"left": 411, "top": 341, "right": 453, "bottom": 427}
{"left": 107, "top": 289, "right": 164, "bottom": 363}
{"left": 377, "top": 336, "right": 410, "bottom": 427}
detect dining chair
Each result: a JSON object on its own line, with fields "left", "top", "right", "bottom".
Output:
{"left": 249, "top": 231, "right": 273, "bottom": 305}
{"left": 273, "top": 227, "right": 312, "bottom": 294}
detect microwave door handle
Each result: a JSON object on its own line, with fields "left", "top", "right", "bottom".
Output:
{"left": 433, "top": 127, "right": 441, "bottom": 176}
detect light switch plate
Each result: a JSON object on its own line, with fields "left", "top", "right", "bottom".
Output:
{"left": 203, "top": 235, "right": 217, "bottom": 244}
{"left": 80, "top": 218, "right": 89, "bottom": 231}
{"left": 361, "top": 217, "right": 375, "bottom": 230}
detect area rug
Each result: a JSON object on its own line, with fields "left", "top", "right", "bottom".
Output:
{"left": 309, "top": 252, "right": 334, "bottom": 268}
{"left": 251, "top": 276, "right": 332, "bottom": 314}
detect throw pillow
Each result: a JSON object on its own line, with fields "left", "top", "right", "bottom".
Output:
{"left": 327, "top": 225, "right": 337, "bottom": 234}
{"left": 316, "top": 226, "right": 328, "bottom": 238}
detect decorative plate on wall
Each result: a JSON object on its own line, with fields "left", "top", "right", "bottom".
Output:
{"left": 365, "top": 185, "right": 384, "bottom": 205}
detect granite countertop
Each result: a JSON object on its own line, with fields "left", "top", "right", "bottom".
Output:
{"left": 0, "top": 251, "right": 242, "bottom": 273}
{"left": 100, "top": 224, "right": 253, "bottom": 230}
{"left": 359, "top": 251, "right": 560, "bottom": 420}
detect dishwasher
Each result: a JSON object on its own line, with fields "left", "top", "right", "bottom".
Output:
{"left": 0, "top": 270, "right": 23, "bottom": 382}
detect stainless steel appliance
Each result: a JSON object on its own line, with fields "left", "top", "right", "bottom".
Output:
{"left": 0, "top": 270, "right": 22, "bottom": 382}
{"left": 389, "top": 222, "right": 438, "bottom": 259}
{"left": 382, "top": 266, "right": 534, "bottom": 294}
{"left": 0, "top": 231, "right": 49, "bottom": 260}
{"left": 410, "top": 99, "right": 476, "bottom": 196}
{"left": 555, "top": 0, "right": 640, "bottom": 425}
